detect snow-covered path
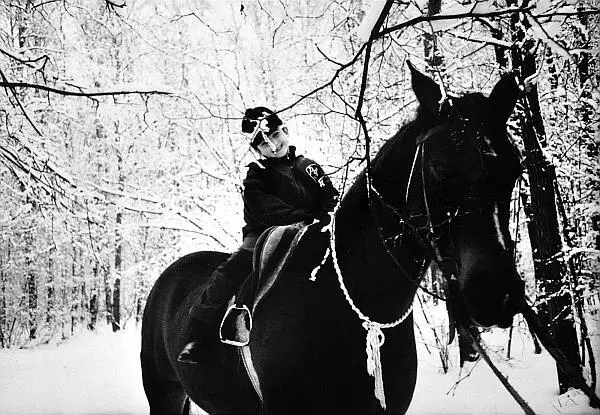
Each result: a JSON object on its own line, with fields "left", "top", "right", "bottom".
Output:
{"left": 1, "top": 313, "right": 598, "bottom": 415}
{"left": 0, "top": 327, "right": 147, "bottom": 415}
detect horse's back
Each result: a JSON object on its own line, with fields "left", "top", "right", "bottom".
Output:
{"left": 144, "top": 251, "right": 228, "bottom": 324}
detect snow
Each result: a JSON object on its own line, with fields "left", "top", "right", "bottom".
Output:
{"left": 1, "top": 305, "right": 599, "bottom": 414}
{"left": 356, "top": 0, "right": 388, "bottom": 42}
{"left": 0, "top": 326, "right": 148, "bottom": 415}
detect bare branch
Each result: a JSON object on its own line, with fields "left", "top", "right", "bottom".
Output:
{"left": 376, "top": 6, "right": 600, "bottom": 41}
{"left": 376, "top": 5, "right": 537, "bottom": 40}
{"left": 0, "top": 81, "right": 172, "bottom": 98}
{"left": 0, "top": 70, "right": 43, "bottom": 136}
{"left": 0, "top": 46, "right": 49, "bottom": 70}
{"left": 278, "top": 42, "right": 368, "bottom": 114}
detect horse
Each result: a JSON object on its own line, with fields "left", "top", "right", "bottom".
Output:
{"left": 141, "top": 62, "right": 525, "bottom": 415}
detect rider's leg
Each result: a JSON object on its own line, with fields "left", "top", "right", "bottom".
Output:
{"left": 177, "top": 246, "right": 253, "bottom": 364}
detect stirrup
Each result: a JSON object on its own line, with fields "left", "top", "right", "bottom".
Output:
{"left": 219, "top": 304, "right": 252, "bottom": 346}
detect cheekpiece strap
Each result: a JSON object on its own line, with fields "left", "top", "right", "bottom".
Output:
{"left": 416, "top": 124, "right": 448, "bottom": 144}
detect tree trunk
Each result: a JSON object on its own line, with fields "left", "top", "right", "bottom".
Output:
{"left": 112, "top": 205, "right": 122, "bottom": 332}
{"left": 571, "top": 5, "right": 597, "bottom": 391}
{"left": 71, "top": 245, "right": 78, "bottom": 335}
{"left": 89, "top": 294, "right": 98, "bottom": 331}
{"left": 112, "top": 277, "right": 121, "bottom": 332}
{"left": 521, "top": 119, "right": 581, "bottom": 393}
{"left": 104, "top": 270, "right": 113, "bottom": 326}
{"left": 111, "top": 35, "right": 124, "bottom": 332}
{"left": 46, "top": 256, "right": 54, "bottom": 324}
{"left": 26, "top": 273, "right": 37, "bottom": 340}
{"left": 506, "top": 4, "right": 583, "bottom": 391}
{"left": 89, "top": 265, "right": 99, "bottom": 331}
{"left": 80, "top": 280, "right": 87, "bottom": 325}
{"left": 61, "top": 271, "right": 68, "bottom": 339}
{"left": 556, "top": 184, "right": 597, "bottom": 391}
{"left": 136, "top": 297, "right": 143, "bottom": 325}
{"left": 112, "top": 118, "right": 124, "bottom": 332}
{"left": 0, "top": 254, "right": 6, "bottom": 348}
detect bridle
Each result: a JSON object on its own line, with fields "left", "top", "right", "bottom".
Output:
{"left": 371, "top": 114, "right": 505, "bottom": 290}
{"left": 372, "top": 122, "right": 463, "bottom": 290}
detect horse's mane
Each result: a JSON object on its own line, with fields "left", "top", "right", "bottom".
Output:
{"left": 371, "top": 107, "right": 428, "bottom": 167}
{"left": 336, "top": 106, "right": 430, "bottom": 215}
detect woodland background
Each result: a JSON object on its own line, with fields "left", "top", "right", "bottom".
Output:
{"left": 0, "top": 0, "right": 598, "bottom": 396}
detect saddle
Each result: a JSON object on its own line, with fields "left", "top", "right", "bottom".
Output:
{"left": 219, "top": 221, "right": 310, "bottom": 346}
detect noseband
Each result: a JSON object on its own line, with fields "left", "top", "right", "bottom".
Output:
{"left": 376, "top": 118, "right": 501, "bottom": 283}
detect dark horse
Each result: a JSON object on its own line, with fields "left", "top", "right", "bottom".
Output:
{"left": 141, "top": 63, "right": 525, "bottom": 415}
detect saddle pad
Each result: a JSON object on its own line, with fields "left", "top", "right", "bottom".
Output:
{"left": 237, "top": 222, "right": 310, "bottom": 402}
{"left": 252, "top": 222, "right": 308, "bottom": 312}
{"left": 221, "top": 222, "right": 309, "bottom": 346}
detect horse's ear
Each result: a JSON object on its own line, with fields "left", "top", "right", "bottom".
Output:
{"left": 407, "top": 60, "right": 442, "bottom": 114}
{"left": 488, "top": 73, "right": 520, "bottom": 125}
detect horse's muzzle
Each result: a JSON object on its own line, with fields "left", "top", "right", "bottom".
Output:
{"left": 462, "top": 268, "right": 525, "bottom": 329}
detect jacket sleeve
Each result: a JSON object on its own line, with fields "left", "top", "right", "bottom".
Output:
{"left": 243, "top": 165, "right": 313, "bottom": 228}
{"left": 296, "top": 157, "right": 339, "bottom": 214}
{"left": 318, "top": 171, "right": 339, "bottom": 213}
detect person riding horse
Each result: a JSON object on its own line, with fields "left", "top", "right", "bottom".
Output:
{"left": 142, "top": 63, "right": 525, "bottom": 414}
{"left": 178, "top": 107, "right": 339, "bottom": 364}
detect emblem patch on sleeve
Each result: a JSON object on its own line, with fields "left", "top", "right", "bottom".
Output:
{"left": 305, "top": 164, "right": 326, "bottom": 187}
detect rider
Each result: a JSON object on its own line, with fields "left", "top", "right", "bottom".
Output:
{"left": 178, "top": 106, "right": 339, "bottom": 364}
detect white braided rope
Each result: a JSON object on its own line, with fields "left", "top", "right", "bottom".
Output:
{"left": 324, "top": 199, "right": 415, "bottom": 410}
{"left": 328, "top": 204, "right": 415, "bottom": 329}
{"left": 316, "top": 126, "right": 446, "bottom": 409}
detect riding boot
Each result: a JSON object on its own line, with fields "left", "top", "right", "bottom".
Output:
{"left": 177, "top": 247, "right": 253, "bottom": 364}
{"left": 177, "top": 319, "right": 216, "bottom": 364}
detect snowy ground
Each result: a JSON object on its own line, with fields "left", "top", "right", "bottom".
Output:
{"left": 1, "top": 302, "right": 599, "bottom": 415}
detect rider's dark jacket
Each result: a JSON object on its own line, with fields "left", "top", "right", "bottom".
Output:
{"left": 242, "top": 146, "right": 339, "bottom": 239}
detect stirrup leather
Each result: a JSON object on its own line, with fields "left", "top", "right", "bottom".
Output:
{"left": 219, "top": 304, "right": 252, "bottom": 346}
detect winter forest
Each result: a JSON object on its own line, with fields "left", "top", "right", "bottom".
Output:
{"left": 1, "top": 0, "right": 599, "bottom": 413}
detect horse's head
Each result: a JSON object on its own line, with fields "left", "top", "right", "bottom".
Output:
{"left": 401, "top": 63, "right": 524, "bottom": 328}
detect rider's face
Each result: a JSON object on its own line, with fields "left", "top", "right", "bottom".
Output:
{"left": 257, "top": 126, "right": 290, "bottom": 158}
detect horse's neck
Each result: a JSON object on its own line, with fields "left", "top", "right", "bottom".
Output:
{"left": 332, "top": 138, "right": 424, "bottom": 321}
